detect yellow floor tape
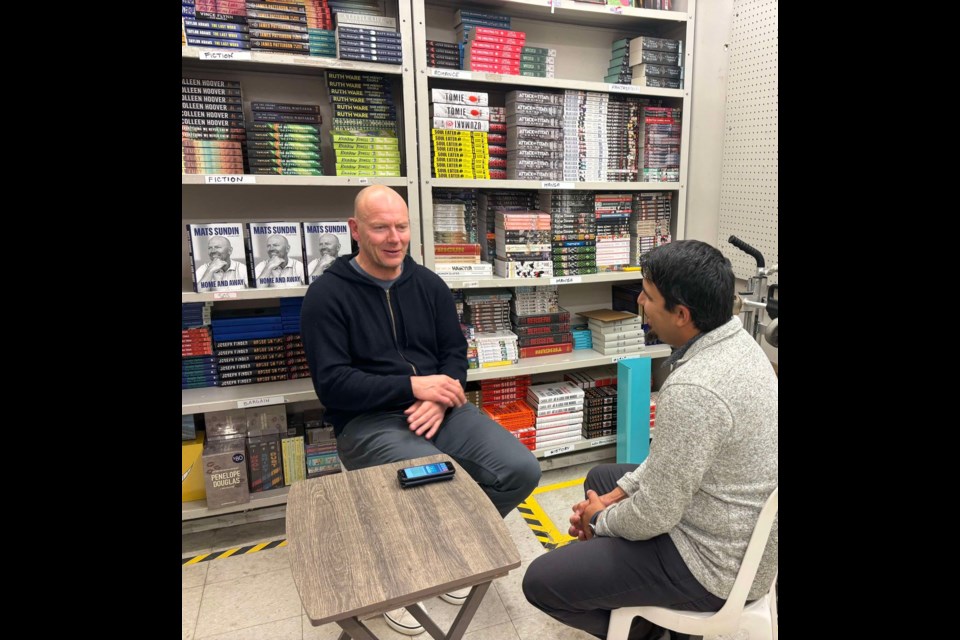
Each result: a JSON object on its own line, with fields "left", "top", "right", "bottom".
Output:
{"left": 182, "top": 539, "right": 287, "bottom": 566}
{"left": 517, "top": 477, "right": 584, "bottom": 550}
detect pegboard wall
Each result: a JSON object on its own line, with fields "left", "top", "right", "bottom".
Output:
{"left": 718, "top": 0, "right": 778, "bottom": 281}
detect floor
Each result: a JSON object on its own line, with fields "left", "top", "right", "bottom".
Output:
{"left": 183, "top": 461, "right": 607, "bottom": 640}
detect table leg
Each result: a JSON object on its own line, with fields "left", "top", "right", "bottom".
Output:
{"left": 406, "top": 583, "right": 492, "bottom": 640}
{"left": 336, "top": 617, "right": 378, "bottom": 640}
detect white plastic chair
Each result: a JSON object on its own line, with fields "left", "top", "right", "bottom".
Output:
{"left": 607, "top": 487, "right": 778, "bottom": 640}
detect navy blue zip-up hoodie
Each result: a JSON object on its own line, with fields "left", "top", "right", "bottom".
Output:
{"left": 300, "top": 254, "right": 467, "bottom": 435}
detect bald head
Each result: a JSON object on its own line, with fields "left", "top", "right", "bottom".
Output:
{"left": 266, "top": 234, "right": 291, "bottom": 258}
{"left": 354, "top": 185, "right": 408, "bottom": 222}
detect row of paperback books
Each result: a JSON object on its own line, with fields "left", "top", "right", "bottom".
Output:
{"left": 186, "top": 221, "right": 351, "bottom": 292}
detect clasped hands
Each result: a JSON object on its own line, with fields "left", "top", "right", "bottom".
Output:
{"left": 406, "top": 375, "right": 466, "bottom": 440}
{"left": 569, "top": 487, "right": 627, "bottom": 541}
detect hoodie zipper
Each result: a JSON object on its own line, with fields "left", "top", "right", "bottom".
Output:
{"left": 385, "top": 289, "right": 418, "bottom": 375}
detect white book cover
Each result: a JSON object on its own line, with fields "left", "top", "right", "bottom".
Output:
{"left": 247, "top": 222, "right": 306, "bottom": 288}
{"left": 187, "top": 223, "right": 250, "bottom": 293}
{"left": 303, "top": 221, "right": 351, "bottom": 284}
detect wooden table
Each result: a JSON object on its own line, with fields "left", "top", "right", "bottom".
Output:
{"left": 287, "top": 454, "right": 521, "bottom": 640}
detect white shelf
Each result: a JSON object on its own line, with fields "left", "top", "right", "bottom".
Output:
{"left": 426, "top": 0, "right": 686, "bottom": 28}
{"left": 442, "top": 271, "right": 642, "bottom": 289}
{"left": 181, "top": 175, "right": 410, "bottom": 187}
{"left": 534, "top": 434, "right": 617, "bottom": 459}
{"left": 182, "top": 280, "right": 308, "bottom": 303}
{"left": 182, "top": 345, "right": 670, "bottom": 414}
{"left": 182, "top": 378, "right": 317, "bottom": 415}
{"left": 181, "top": 47, "right": 404, "bottom": 75}
{"left": 425, "top": 67, "right": 684, "bottom": 98}
{"left": 428, "top": 178, "right": 681, "bottom": 190}
{"left": 466, "top": 344, "right": 671, "bottom": 380}
{"left": 182, "top": 486, "right": 290, "bottom": 521}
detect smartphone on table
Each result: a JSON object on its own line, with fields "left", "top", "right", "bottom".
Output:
{"left": 397, "top": 461, "right": 456, "bottom": 488}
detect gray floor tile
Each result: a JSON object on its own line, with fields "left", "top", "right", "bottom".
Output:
{"left": 418, "top": 584, "right": 510, "bottom": 633}
{"left": 211, "top": 519, "right": 287, "bottom": 550}
{"left": 493, "top": 560, "right": 542, "bottom": 622}
{"left": 538, "top": 462, "right": 596, "bottom": 486}
{"left": 196, "top": 615, "right": 302, "bottom": 640}
{"left": 195, "top": 567, "right": 302, "bottom": 639}
{"left": 503, "top": 510, "right": 547, "bottom": 563}
{"left": 183, "top": 562, "right": 209, "bottom": 589}
{"left": 206, "top": 546, "right": 290, "bottom": 585}
{"left": 463, "top": 621, "right": 520, "bottom": 640}
{"left": 183, "top": 586, "right": 203, "bottom": 640}
{"left": 512, "top": 612, "right": 597, "bottom": 639}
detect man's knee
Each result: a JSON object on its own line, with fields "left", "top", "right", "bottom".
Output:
{"left": 513, "top": 453, "right": 541, "bottom": 495}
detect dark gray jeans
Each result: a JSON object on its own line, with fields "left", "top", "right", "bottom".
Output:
{"left": 336, "top": 402, "right": 541, "bottom": 517}
{"left": 522, "top": 464, "right": 725, "bottom": 639}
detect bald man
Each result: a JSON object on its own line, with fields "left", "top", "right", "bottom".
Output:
{"left": 254, "top": 234, "right": 305, "bottom": 288}
{"left": 300, "top": 186, "right": 541, "bottom": 634}
{"left": 306, "top": 232, "right": 341, "bottom": 281}
{"left": 196, "top": 236, "right": 248, "bottom": 288}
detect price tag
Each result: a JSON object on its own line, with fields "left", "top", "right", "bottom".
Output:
{"left": 213, "top": 291, "right": 238, "bottom": 300}
{"left": 551, "top": 275, "right": 582, "bottom": 285}
{"left": 590, "top": 436, "right": 616, "bottom": 447}
{"left": 611, "top": 354, "right": 639, "bottom": 363}
{"left": 609, "top": 83, "right": 643, "bottom": 94}
{"left": 204, "top": 175, "right": 257, "bottom": 184}
{"left": 432, "top": 68, "right": 472, "bottom": 79}
{"left": 548, "top": 0, "right": 561, "bottom": 7}
{"left": 609, "top": 5, "right": 623, "bottom": 14}
{"left": 459, "top": 280, "right": 480, "bottom": 288}
{"left": 542, "top": 444, "right": 574, "bottom": 458}
{"left": 357, "top": 177, "right": 369, "bottom": 184}
{"left": 484, "top": 73, "right": 503, "bottom": 82}
{"left": 540, "top": 181, "right": 575, "bottom": 189}
{"left": 237, "top": 395, "right": 285, "bottom": 409}
{"left": 199, "top": 50, "right": 252, "bottom": 61}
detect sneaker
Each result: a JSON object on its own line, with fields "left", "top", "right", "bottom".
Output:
{"left": 383, "top": 606, "right": 424, "bottom": 636}
{"left": 439, "top": 587, "right": 471, "bottom": 605}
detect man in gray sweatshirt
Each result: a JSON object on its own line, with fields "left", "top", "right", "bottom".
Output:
{"left": 523, "top": 240, "right": 778, "bottom": 640}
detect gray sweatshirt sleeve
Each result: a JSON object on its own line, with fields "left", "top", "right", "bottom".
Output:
{"left": 595, "top": 383, "right": 733, "bottom": 539}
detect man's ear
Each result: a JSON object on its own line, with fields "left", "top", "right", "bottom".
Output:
{"left": 675, "top": 304, "right": 693, "bottom": 327}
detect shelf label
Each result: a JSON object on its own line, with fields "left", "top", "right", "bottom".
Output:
{"left": 357, "top": 177, "right": 369, "bottom": 184}
{"left": 204, "top": 175, "right": 257, "bottom": 184}
{"left": 590, "top": 436, "right": 616, "bottom": 447}
{"left": 611, "top": 354, "right": 640, "bottom": 363}
{"left": 237, "top": 395, "right": 285, "bottom": 409}
{"left": 540, "top": 181, "right": 575, "bottom": 189}
{"left": 609, "top": 5, "right": 623, "bottom": 14}
{"left": 459, "top": 280, "right": 480, "bottom": 288}
{"left": 213, "top": 291, "right": 238, "bottom": 300}
{"left": 542, "top": 444, "right": 575, "bottom": 458}
{"left": 432, "top": 68, "right": 472, "bottom": 79}
{"left": 609, "top": 83, "right": 643, "bottom": 94}
{"left": 551, "top": 275, "right": 582, "bottom": 285}
{"left": 483, "top": 73, "right": 503, "bottom": 82}
{"left": 199, "top": 50, "right": 252, "bottom": 61}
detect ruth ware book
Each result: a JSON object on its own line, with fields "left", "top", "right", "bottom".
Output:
{"left": 246, "top": 221, "right": 306, "bottom": 288}
{"left": 303, "top": 220, "right": 351, "bottom": 284}
{"left": 187, "top": 223, "right": 250, "bottom": 293}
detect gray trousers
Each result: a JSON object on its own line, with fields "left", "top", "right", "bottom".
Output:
{"left": 522, "top": 464, "right": 725, "bottom": 640}
{"left": 336, "top": 402, "right": 542, "bottom": 517}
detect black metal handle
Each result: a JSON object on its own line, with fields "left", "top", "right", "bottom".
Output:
{"left": 728, "top": 236, "right": 765, "bottom": 269}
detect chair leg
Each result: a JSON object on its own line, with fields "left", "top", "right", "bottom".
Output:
{"left": 607, "top": 609, "right": 639, "bottom": 640}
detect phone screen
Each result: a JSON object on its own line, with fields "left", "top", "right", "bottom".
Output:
{"left": 403, "top": 463, "right": 448, "bottom": 479}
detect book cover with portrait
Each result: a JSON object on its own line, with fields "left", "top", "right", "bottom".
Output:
{"left": 187, "top": 223, "right": 250, "bottom": 293}
{"left": 303, "top": 220, "right": 351, "bottom": 284}
{"left": 246, "top": 222, "right": 306, "bottom": 288}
